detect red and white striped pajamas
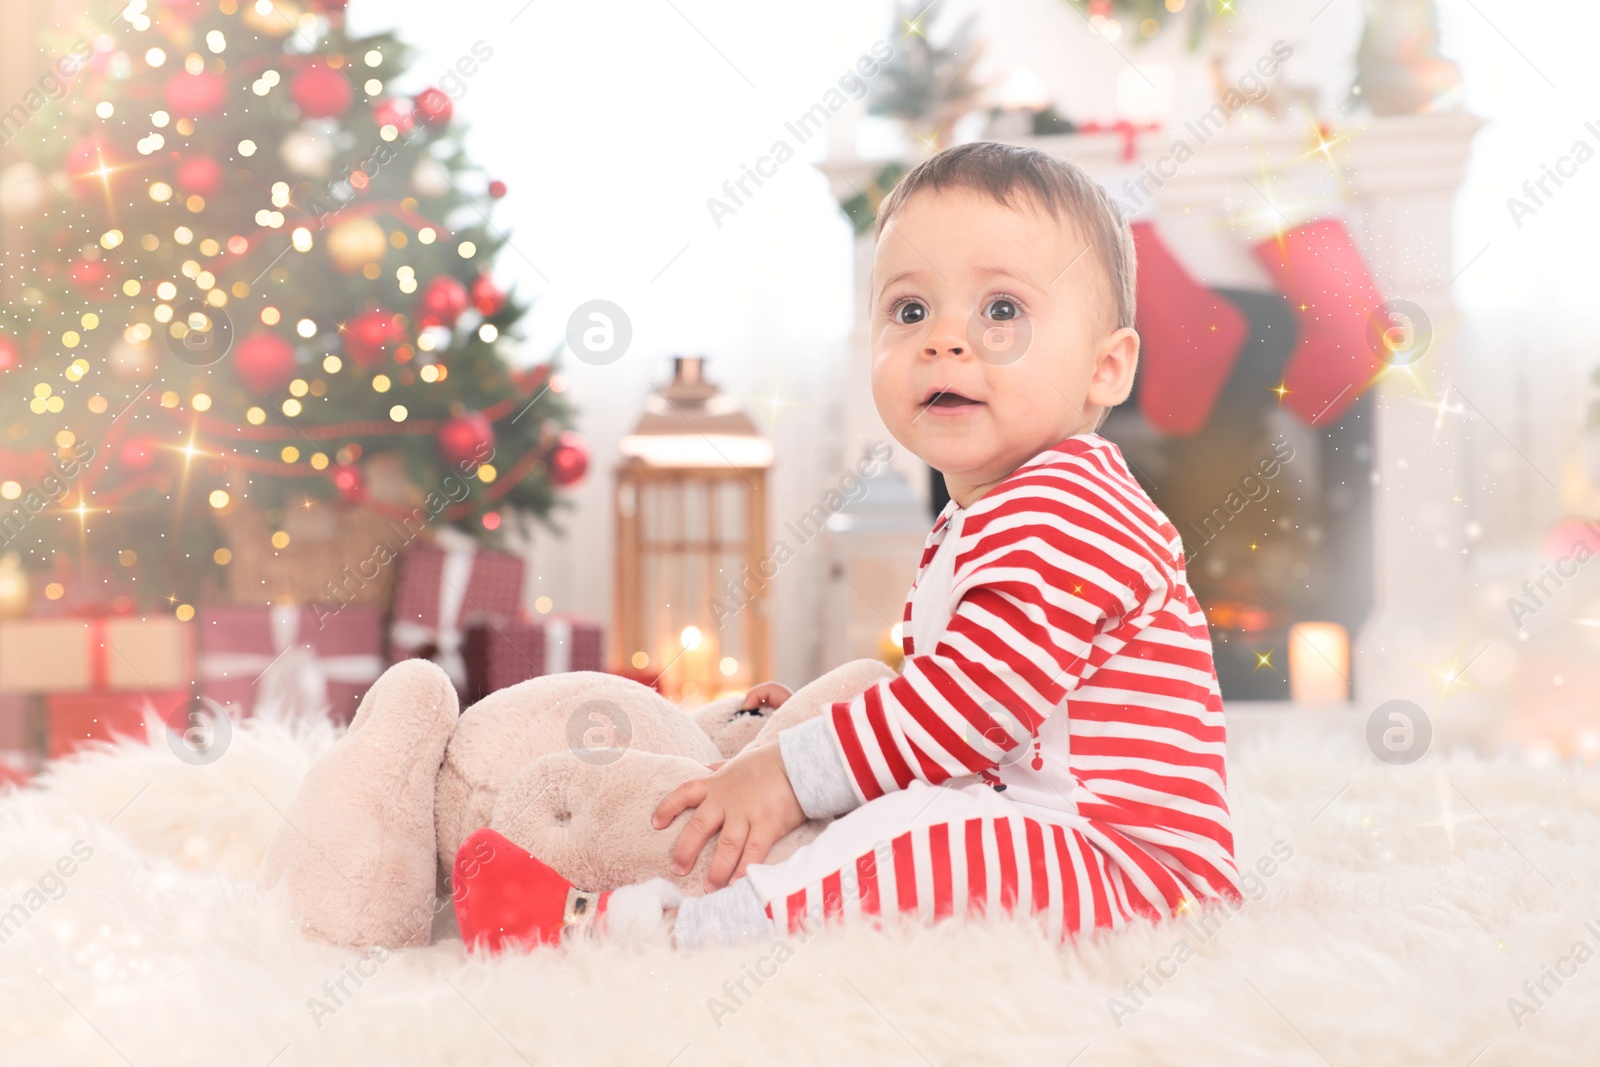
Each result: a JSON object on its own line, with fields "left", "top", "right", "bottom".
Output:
{"left": 748, "top": 433, "right": 1242, "bottom": 941}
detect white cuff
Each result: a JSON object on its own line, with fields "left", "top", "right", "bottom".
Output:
{"left": 778, "top": 716, "right": 862, "bottom": 820}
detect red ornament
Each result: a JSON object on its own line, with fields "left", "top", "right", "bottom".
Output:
{"left": 413, "top": 87, "right": 453, "bottom": 127}
{"left": 373, "top": 98, "right": 416, "bottom": 134}
{"left": 291, "top": 64, "right": 354, "bottom": 119}
{"left": 119, "top": 437, "right": 159, "bottom": 471}
{"left": 165, "top": 71, "right": 227, "bottom": 116}
{"left": 1544, "top": 518, "right": 1600, "bottom": 561}
{"left": 488, "top": 179, "right": 507, "bottom": 199}
{"left": 548, "top": 431, "right": 588, "bottom": 488}
{"left": 333, "top": 464, "right": 365, "bottom": 502}
{"left": 416, "top": 276, "right": 469, "bottom": 329}
{"left": 233, "top": 331, "right": 297, "bottom": 392}
{"left": 0, "top": 335, "right": 18, "bottom": 373}
{"left": 154, "top": 0, "right": 207, "bottom": 21}
{"left": 175, "top": 155, "right": 223, "bottom": 197}
{"left": 438, "top": 411, "right": 494, "bottom": 468}
{"left": 343, "top": 307, "right": 405, "bottom": 366}
{"left": 470, "top": 275, "right": 505, "bottom": 317}
{"left": 68, "top": 258, "right": 114, "bottom": 300}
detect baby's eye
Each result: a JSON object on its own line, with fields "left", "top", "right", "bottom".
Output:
{"left": 985, "top": 297, "right": 1019, "bottom": 321}
{"left": 891, "top": 299, "right": 927, "bottom": 325}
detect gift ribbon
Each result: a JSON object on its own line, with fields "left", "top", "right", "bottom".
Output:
{"left": 87, "top": 623, "right": 109, "bottom": 689}
{"left": 544, "top": 618, "right": 573, "bottom": 675}
{"left": 1078, "top": 119, "right": 1161, "bottom": 163}
{"left": 200, "top": 604, "right": 384, "bottom": 715}
{"left": 82, "top": 606, "right": 135, "bottom": 689}
{"left": 389, "top": 546, "right": 477, "bottom": 687}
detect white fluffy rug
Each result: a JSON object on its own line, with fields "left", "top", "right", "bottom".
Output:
{"left": 2, "top": 708, "right": 1598, "bottom": 1067}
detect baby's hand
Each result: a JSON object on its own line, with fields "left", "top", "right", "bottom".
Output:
{"left": 741, "top": 681, "right": 793, "bottom": 711}
{"left": 652, "top": 742, "right": 805, "bottom": 891}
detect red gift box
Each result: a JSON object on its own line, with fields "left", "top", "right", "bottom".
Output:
{"left": 0, "top": 693, "right": 39, "bottom": 758}
{"left": 389, "top": 543, "right": 525, "bottom": 689}
{"left": 46, "top": 689, "right": 190, "bottom": 759}
{"left": 197, "top": 604, "right": 385, "bottom": 725}
{"left": 461, "top": 615, "right": 604, "bottom": 705}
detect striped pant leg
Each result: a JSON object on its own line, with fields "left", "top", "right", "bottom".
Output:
{"left": 740, "top": 783, "right": 1142, "bottom": 942}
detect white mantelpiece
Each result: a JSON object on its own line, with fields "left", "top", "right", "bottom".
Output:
{"left": 813, "top": 110, "right": 1484, "bottom": 707}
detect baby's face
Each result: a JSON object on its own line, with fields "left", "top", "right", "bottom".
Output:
{"left": 869, "top": 187, "right": 1137, "bottom": 507}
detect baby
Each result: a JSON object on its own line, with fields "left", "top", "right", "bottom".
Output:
{"left": 457, "top": 140, "right": 1243, "bottom": 948}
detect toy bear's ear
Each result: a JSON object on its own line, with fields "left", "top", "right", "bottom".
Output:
{"left": 692, "top": 696, "right": 766, "bottom": 761}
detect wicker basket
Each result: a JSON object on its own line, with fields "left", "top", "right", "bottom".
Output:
{"left": 213, "top": 453, "right": 433, "bottom": 606}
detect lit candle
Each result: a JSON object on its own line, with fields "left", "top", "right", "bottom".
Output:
{"left": 1288, "top": 622, "right": 1350, "bottom": 705}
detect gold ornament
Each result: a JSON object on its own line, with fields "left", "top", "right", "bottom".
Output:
{"left": 0, "top": 161, "right": 47, "bottom": 218}
{"left": 0, "top": 553, "right": 30, "bottom": 618}
{"left": 243, "top": 0, "right": 302, "bottom": 36}
{"left": 110, "top": 339, "right": 156, "bottom": 380}
{"left": 327, "top": 217, "right": 387, "bottom": 274}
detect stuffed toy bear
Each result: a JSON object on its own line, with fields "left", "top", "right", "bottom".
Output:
{"left": 258, "top": 656, "right": 896, "bottom": 948}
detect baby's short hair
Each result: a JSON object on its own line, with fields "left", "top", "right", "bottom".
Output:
{"left": 872, "top": 141, "right": 1137, "bottom": 335}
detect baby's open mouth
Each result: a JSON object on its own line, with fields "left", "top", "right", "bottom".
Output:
{"left": 921, "top": 389, "right": 981, "bottom": 408}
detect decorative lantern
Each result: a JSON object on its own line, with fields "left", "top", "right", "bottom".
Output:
{"left": 615, "top": 356, "right": 773, "bottom": 705}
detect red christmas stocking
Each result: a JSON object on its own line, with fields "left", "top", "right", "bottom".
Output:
{"left": 1131, "top": 221, "right": 1249, "bottom": 436}
{"left": 1250, "top": 218, "right": 1387, "bottom": 427}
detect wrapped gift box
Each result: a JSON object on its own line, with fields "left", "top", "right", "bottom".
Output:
{"left": 461, "top": 616, "right": 604, "bottom": 705}
{"left": 389, "top": 544, "right": 525, "bottom": 689}
{"left": 0, "top": 694, "right": 39, "bottom": 757}
{"left": 0, "top": 615, "right": 192, "bottom": 693}
{"left": 46, "top": 688, "right": 190, "bottom": 759}
{"left": 198, "top": 604, "right": 385, "bottom": 724}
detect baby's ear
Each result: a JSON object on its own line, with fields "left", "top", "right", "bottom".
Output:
{"left": 1089, "top": 326, "right": 1140, "bottom": 408}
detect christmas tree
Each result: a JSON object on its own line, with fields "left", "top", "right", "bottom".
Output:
{"left": 0, "top": 0, "right": 585, "bottom": 613}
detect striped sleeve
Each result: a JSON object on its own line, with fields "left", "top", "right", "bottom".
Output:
{"left": 824, "top": 461, "right": 1173, "bottom": 804}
